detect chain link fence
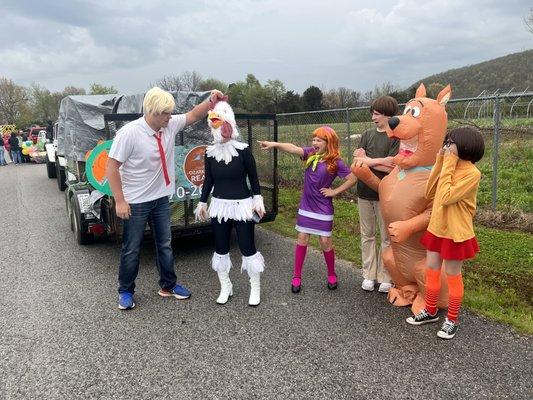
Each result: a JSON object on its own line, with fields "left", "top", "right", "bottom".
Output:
{"left": 277, "top": 93, "right": 533, "bottom": 215}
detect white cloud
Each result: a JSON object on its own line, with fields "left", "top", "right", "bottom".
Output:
{"left": 1, "top": 0, "right": 531, "bottom": 93}
{"left": 337, "top": 0, "right": 532, "bottom": 88}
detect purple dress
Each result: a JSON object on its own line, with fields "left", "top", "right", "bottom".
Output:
{"left": 295, "top": 147, "right": 351, "bottom": 236}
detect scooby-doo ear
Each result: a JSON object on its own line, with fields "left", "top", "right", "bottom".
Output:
{"left": 437, "top": 84, "right": 452, "bottom": 106}
{"left": 415, "top": 83, "right": 426, "bottom": 98}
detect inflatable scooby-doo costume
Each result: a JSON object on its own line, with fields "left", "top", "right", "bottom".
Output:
{"left": 352, "top": 83, "right": 451, "bottom": 313}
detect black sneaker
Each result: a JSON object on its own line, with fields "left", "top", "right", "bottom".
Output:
{"left": 406, "top": 309, "right": 439, "bottom": 325}
{"left": 437, "top": 318, "right": 458, "bottom": 339}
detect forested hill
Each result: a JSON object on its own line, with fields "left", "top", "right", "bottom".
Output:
{"left": 412, "top": 49, "right": 533, "bottom": 98}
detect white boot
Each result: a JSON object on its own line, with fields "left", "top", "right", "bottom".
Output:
{"left": 216, "top": 270, "right": 233, "bottom": 304}
{"left": 212, "top": 252, "right": 233, "bottom": 305}
{"left": 242, "top": 252, "right": 265, "bottom": 307}
{"left": 248, "top": 272, "right": 261, "bottom": 306}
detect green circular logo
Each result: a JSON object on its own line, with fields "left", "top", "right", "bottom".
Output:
{"left": 85, "top": 140, "right": 113, "bottom": 195}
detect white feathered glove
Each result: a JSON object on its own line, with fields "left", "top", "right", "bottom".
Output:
{"left": 253, "top": 195, "right": 265, "bottom": 218}
{"left": 194, "top": 202, "right": 209, "bottom": 222}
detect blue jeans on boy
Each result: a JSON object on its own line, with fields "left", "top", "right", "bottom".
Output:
{"left": 11, "top": 150, "right": 21, "bottom": 164}
{"left": 0, "top": 148, "right": 6, "bottom": 165}
{"left": 118, "top": 196, "right": 177, "bottom": 294}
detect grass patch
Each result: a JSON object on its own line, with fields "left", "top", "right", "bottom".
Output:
{"left": 262, "top": 186, "right": 533, "bottom": 334}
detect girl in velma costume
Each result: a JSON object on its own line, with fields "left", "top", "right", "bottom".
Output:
{"left": 259, "top": 126, "right": 356, "bottom": 293}
{"left": 406, "top": 127, "right": 485, "bottom": 339}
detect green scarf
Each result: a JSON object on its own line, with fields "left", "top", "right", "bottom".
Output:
{"left": 305, "top": 153, "right": 323, "bottom": 171}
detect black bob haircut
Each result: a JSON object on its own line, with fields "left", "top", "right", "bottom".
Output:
{"left": 445, "top": 127, "right": 485, "bottom": 163}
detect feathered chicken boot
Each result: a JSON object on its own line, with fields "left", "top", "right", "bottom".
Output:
{"left": 242, "top": 252, "right": 265, "bottom": 307}
{"left": 212, "top": 252, "right": 233, "bottom": 305}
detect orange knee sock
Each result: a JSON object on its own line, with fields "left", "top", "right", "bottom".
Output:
{"left": 425, "top": 268, "right": 441, "bottom": 315}
{"left": 447, "top": 273, "right": 464, "bottom": 322}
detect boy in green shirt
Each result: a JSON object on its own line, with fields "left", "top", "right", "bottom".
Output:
{"left": 354, "top": 96, "right": 399, "bottom": 292}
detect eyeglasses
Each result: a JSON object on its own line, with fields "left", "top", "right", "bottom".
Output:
{"left": 444, "top": 138, "right": 455, "bottom": 147}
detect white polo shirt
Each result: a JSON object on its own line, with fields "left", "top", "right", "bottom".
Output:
{"left": 108, "top": 114, "right": 186, "bottom": 204}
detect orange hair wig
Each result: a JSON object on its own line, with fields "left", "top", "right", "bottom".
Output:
{"left": 312, "top": 126, "right": 340, "bottom": 174}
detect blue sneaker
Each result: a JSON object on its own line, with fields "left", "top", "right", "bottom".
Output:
{"left": 118, "top": 292, "right": 135, "bottom": 310}
{"left": 158, "top": 283, "right": 191, "bottom": 300}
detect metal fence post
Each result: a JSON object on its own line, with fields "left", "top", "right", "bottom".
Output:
{"left": 492, "top": 95, "right": 501, "bottom": 211}
{"left": 346, "top": 108, "right": 351, "bottom": 156}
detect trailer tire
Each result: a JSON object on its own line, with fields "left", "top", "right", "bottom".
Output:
{"left": 57, "top": 162, "right": 66, "bottom": 191}
{"left": 46, "top": 155, "right": 56, "bottom": 179}
{"left": 70, "top": 195, "right": 93, "bottom": 245}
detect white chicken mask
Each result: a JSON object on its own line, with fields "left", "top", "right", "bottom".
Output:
{"left": 207, "top": 96, "right": 239, "bottom": 143}
{"left": 205, "top": 95, "right": 248, "bottom": 164}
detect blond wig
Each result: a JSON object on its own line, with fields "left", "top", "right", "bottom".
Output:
{"left": 143, "top": 87, "right": 175, "bottom": 116}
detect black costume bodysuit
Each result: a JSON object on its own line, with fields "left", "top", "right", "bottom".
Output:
{"left": 200, "top": 145, "right": 261, "bottom": 256}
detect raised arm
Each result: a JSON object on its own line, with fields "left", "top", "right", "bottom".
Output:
{"left": 257, "top": 141, "right": 304, "bottom": 157}
{"left": 185, "top": 90, "right": 224, "bottom": 126}
{"left": 437, "top": 153, "right": 480, "bottom": 206}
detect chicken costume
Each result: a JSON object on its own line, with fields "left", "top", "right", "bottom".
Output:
{"left": 352, "top": 83, "right": 452, "bottom": 313}
{"left": 195, "top": 97, "right": 265, "bottom": 306}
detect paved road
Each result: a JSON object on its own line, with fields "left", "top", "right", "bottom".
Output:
{"left": 1, "top": 163, "right": 532, "bottom": 400}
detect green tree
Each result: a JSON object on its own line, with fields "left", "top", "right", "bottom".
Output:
{"left": 89, "top": 83, "right": 118, "bottom": 95}
{"left": 302, "top": 86, "right": 323, "bottom": 111}
{"left": 227, "top": 82, "right": 247, "bottom": 112}
{"left": 30, "top": 84, "right": 58, "bottom": 124}
{"left": 244, "top": 85, "right": 268, "bottom": 113}
{"left": 278, "top": 90, "right": 302, "bottom": 113}
{"left": 263, "top": 79, "right": 287, "bottom": 113}
{"left": 198, "top": 78, "right": 228, "bottom": 93}
{"left": 242, "top": 74, "right": 266, "bottom": 112}
{"left": 13, "top": 103, "right": 33, "bottom": 128}
{"left": 0, "top": 77, "right": 29, "bottom": 124}
{"left": 426, "top": 82, "right": 446, "bottom": 99}
{"left": 389, "top": 89, "right": 412, "bottom": 104}
{"left": 245, "top": 74, "right": 261, "bottom": 89}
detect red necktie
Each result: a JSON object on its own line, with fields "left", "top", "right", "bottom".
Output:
{"left": 155, "top": 131, "right": 170, "bottom": 186}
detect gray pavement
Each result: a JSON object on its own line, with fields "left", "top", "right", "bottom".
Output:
{"left": 0, "top": 163, "right": 532, "bottom": 400}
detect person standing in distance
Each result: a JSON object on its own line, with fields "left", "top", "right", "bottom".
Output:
{"left": 107, "top": 87, "right": 225, "bottom": 310}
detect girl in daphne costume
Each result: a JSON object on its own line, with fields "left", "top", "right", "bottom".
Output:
{"left": 406, "top": 127, "right": 485, "bottom": 340}
{"left": 195, "top": 97, "right": 265, "bottom": 306}
{"left": 259, "top": 126, "right": 357, "bottom": 293}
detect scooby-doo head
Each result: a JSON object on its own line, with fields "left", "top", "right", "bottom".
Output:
{"left": 387, "top": 83, "right": 451, "bottom": 169}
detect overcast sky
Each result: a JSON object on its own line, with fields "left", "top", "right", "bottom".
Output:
{"left": 1, "top": 0, "right": 532, "bottom": 94}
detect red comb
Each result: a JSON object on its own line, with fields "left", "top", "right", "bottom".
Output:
{"left": 209, "top": 94, "right": 229, "bottom": 110}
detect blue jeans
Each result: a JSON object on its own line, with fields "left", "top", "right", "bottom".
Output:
{"left": 11, "top": 150, "right": 21, "bottom": 164}
{"left": 0, "top": 149, "right": 6, "bottom": 165}
{"left": 118, "top": 196, "right": 177, "bottom": 294}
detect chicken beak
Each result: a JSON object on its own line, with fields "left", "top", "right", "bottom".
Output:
{"left": 208, "top": 111, "right": 224, "bottom": 129}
